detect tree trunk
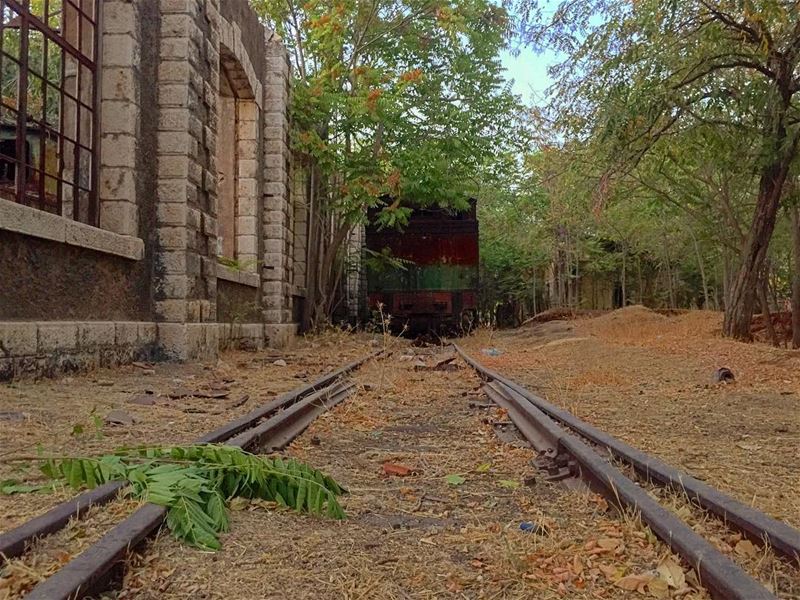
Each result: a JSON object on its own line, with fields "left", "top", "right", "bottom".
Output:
{"left": 723, "top": 164, "right": 794, "bottom": 339}
{"left": 302, "top": 166, "right": 319, "bottom": 331}
{"left": 621, "top": 246, "right": 627, "bottom": 307}
{"left": 758, "top": 267, "right": 778, "bottom": 347}
{"left": 637, "top": 256, "right": 644, "bottom": 304}
{"left": 722, "top": 103, "right": 797, "bottom": 340}
{"left": 791, "top": 205, "right": 800, "bottom": 348}
{"left": 689, "top": 229, "right": 709, "bottom": 309}
{"left": 662, "top": 233, "right": 675, "bottom": 308}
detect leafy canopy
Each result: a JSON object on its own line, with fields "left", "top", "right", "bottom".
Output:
{"left": 254, "top": 0, "right": 528, "bottom": 228}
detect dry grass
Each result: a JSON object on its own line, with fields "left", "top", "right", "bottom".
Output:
{"left": 462, "top": 308, "right": 800, "bottom": 596}
{"left": 114, "top": 350, "right": 705, "bottom": 599}
{"left": 0, "top": 332, "right": 374, "bottom": 531}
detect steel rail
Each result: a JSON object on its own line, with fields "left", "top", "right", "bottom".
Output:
{"left": 23, "top": 380, "right": 359, "bottom": 600}
{"left": 0, "top": 350, "right": 380, "bottom": 564}
{"left": 457, "top": 346, "right": 779, "bottom": 600}
{"left": 455, "top": 344, "right": 800, "bottom": 565}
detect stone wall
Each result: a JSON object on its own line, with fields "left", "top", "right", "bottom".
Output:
{"left": 0, "top": 0, "right": 301, "bottom": 379}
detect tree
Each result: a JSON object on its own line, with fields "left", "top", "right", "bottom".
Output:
{"left": 253, "top": 0, "right": 527, "bottom": 328}
{"left": 522, "top": 0, "right": 800, "bottom": 340}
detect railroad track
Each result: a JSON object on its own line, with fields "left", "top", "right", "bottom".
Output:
{"left": 2, "top": 344, "right": 798, "bottom": 599}
{"left": 455, "top": 343, "right": 800, "bottom": 600}
{"left": 0, "top": 351, "right": 381, "bottom": 600}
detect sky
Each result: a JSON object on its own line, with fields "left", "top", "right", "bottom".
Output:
{"left": 500, "top": 47, "right": 557, "bottom": 106}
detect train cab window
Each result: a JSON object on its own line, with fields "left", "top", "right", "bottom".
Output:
{"left": 0, "top": 1, "right": 100, "bottom": 224}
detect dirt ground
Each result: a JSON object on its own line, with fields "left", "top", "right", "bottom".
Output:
{"left": 461, "top": 307, "right": 800, "bottom": 531}
{"left": 1, "top": 315, "right": 796, "bottom": 598}
{"left": 112, "top": 348, "right": 703, "bottom": 600}
{"left": 0, "top": 330, "right": 372, "bottom": 533}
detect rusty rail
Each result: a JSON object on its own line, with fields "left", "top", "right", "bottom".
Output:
{"left": 456, "top": 344, "right": 782, "bottom": 600}
{"left": 23, "top": 380, "right": 358, "bottom": 600}
{"left": 0, "top": 350, "right": 379, "bottom": 565}
{"left": 454, "top": 343, "right": 800, "bottom": 566}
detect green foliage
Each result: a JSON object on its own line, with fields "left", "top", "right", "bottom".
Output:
{"left": 445, "top": 473, "right": 466, "bottom": 485}
{"left": 0, "top": 479, "right": 56, "bottom": 495}
{"left": 251, "top": 0, "right": 528, "bottom": 221}
{"left": 493, "top": 1, "right": 800, "bottom": 326}
{"left": 364, "top": 247, "right": 413, "bottom": 275}
{"left": 250, "top": 0, "right": 530, "bottom": 325}
{"left": 37, "top": 445, "right": 346, "bottom": 550}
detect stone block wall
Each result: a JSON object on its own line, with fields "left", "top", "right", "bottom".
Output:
{"left": 0, "top": 0, "right": 302, "bottom": 379}
{"left": 262, "top": 39, "right": 295, "bottom": 328}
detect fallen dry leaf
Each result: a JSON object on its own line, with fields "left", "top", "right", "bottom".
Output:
{"left": 656, "top": 558, "right": 685, "bottom": 589}
{"left": 648, "top": 577, "right": 670, "bottom": 598}
{"left": 734, "top": 539, "right": 757, "bottom": 557}
{"left": 597, "top": 538, "right": 620, "bottom": 551}
{"left": 382, "top": 462, "right": 413, "bottom": 477}
{"left": 615, "top": 572, "right": 655, "bottom": 592}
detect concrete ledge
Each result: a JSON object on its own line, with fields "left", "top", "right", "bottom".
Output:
{"left": 217, "top": 263, "right": 260, "bottom": 288}
{"left": 0, "top": 199, "right": 144, "bottom": 260}
{"left": 0, "top": 319, "right": 299, "bottom": 380}
{"left": 265, "top": 323, "right": 298, "bottom": 349}
{"left": 0, "top": 320, "right": 159, "bottom": 380}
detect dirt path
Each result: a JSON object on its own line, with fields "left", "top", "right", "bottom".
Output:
{"left": 461, "top": 308, "right": 800, "bottom": 531}
{"left": 118, "top": 348, "right": 692, "bottom": 600}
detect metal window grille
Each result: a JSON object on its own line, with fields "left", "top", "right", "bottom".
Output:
{"left": 0, "top": 0, "right": 100, "bottom": 225}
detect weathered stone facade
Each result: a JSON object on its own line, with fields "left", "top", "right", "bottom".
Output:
{"left": 0, "top": 0, "right": 305, "bottom": 379}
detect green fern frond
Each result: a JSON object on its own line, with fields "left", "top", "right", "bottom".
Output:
{"left": 35, "top": 444, "right": 345, "bottom": 550}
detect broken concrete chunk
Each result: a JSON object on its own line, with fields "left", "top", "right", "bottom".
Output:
{"left": 712, "top": 367, "right": 735, "bottom": 384}
{"left": 127, "top": 394, "right": 156, "bottom": 406}
{"left": 105, "top": 410, "right": 136, "bottom": 426}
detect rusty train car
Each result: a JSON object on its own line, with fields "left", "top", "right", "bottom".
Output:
{"left": 365, "top": 200, "right": 479, "bottom": 332}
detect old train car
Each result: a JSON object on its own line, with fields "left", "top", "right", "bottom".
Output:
{"left": 365, "top": 199, "right": 479, "bottom": 332}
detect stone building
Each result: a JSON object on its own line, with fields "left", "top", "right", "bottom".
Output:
{"left": 0, "top": 0, "right": 311, "bottom": 380}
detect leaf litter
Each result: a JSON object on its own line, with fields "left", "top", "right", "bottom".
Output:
{"left": 111, "top": 345, "right": 708, "bottom": 599}
{"left": 463, "top": 307, "right": 800, "bottom": 597}
{"left": 0, "top": 331, "right": 373, "bottom": 598}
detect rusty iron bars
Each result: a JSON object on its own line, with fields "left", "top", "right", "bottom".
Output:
{"left": 455, "top": 344, "right": 788, "bottom": 600}
{"left": 0, "top": 0, "right": 101, "bottom": 224}
{"left": 0, "top": 351, "right": 381, "bottom": 565}
{"left": 23, "top": 380, "right": 358, "bottom": 600}
{"left": 454, "top": 343, "right": 800, "bottom": 566}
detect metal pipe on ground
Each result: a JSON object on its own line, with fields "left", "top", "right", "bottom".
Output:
{"left": 455, "top": 343, "right": 800, "bottom": 565}
{"left": 0, "top": 350, "right": 380, "bottom": 564}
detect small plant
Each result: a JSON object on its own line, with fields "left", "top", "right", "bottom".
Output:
{"left": 31, "top": 444, "right": 345, "bottom": 550}
{"left": 217, "top": 256, "right": 259, "bottom": 272}
{"left": 373, "top": 301, "right": 408, "bottom": 391}
{"left": 70, "top": 407, "right": 104, "bottom": 439}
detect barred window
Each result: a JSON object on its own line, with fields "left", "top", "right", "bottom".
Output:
{"left": 0, "top": 0, "right": 99, "bottom": 225}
